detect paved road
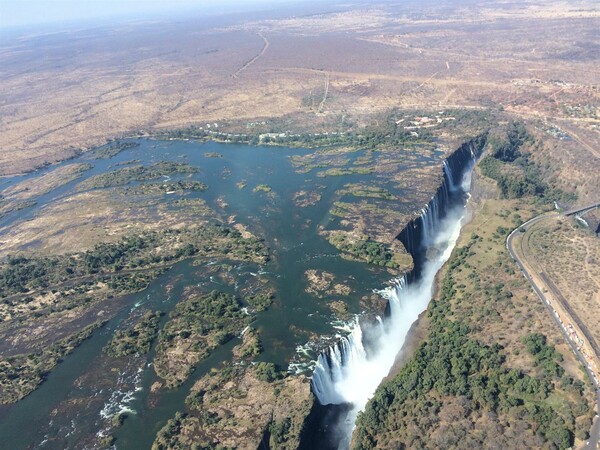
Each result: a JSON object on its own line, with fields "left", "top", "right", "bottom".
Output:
{"left": 507, "top": 213, "right": 600, "bottom": 450}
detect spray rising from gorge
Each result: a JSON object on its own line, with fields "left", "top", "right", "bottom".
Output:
{"left": 310, "top": 140, "right": 483, "bottom": 448}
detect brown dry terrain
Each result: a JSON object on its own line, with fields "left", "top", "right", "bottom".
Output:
{"left": 523, "top": 213, "right": 600, "bottom": 377}
{"left": 0, "top": 189, "right": 213, "bottom": 255}
{"left": 1, "top": 0, "right": 598, "bottom": 177}
{"left": 0, "top": 163, "right": 91, "bottom": 218}
{"left": 152, "top": 364, "right": 312, "bottom": 450}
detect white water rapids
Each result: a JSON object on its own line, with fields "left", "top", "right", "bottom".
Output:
{"left": 311, "top": 162, "right": 474, "bottom": 447}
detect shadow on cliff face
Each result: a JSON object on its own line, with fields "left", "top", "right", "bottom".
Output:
{"left": 297, "top": 401, "right": 353, "bottom": 450}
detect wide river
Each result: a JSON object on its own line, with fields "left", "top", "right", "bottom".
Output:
{"left": 0, "top": 138, "right": 444, "bottom": 449}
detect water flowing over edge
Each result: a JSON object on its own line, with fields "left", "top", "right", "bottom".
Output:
{"left": 310, "top": 138, "right": 484, "bottom": 448}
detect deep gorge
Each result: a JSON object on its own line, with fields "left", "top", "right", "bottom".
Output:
{"left": 305, "top": 135, "right": 487, "bottom": 450}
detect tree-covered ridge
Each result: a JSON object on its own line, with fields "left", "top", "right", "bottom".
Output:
{"left": 354, "top": 238, "right": 593, "bottom": 450}
{"left": 479, "top": 122, "right": 576, "bottom": 203}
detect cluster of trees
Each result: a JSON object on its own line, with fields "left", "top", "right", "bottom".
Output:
{"left": 479, "top": 122, "right": 577, "bottom": 203}
{"left": 269, "top": 418, "right": 292, "bottom": 448}
{"left": 254, "top": 362, "right": 284, "bottom": 383}
{"left": 522, "top": 333, "right": 565, "bottom": 379}
{"left": 329, "top": 235, "right": 400, "bottom": 268}
{"left": 487, "top": 122, "right": 532, "bottom": 162}
{"left": 343, "top": 186, "right": 396, "bottom": 201}
{"left": 154, "top": 290, "right": 249, "bottom": 386}
{"left": 156, "top": 180, "right": 207, "bottom": 193}
{"left": 108, "top": 269, "right": 166, "bottom": 293}
{"left": 88, "top": 141, "right": 140, "bottom": 160}
{"left": 351, "top": 115, "right": 433, "bottom": 148}
{"left": 159, "top": 290, "right": 244, "bottom": 345}
{"left": 246, "top": 292, "right": 274, "bottom": 312}
{"left": 479, "top": 156, "right": 547, "bottom": 199}
{"left": 316, "top": 166, "right": 374, "bottom": 177}
{"left": 84, "top": 235, "right": 155, "bottom": 272}
{"left": 0, "top": 255, "right": 66, "bottom": 295}
{"left": 164, "top": 126, "right": 254, "bottom": 145}
{"left": 152, "top": 412, "right": 186, "bottom": 450}
{"left": 81, "top": 161, "right": 198, "bottom": 190}
{"left": 267, "top": 111, "right": 433, "bottom": 149}
{"left": 164, "top": 109, "right": 435, "bottom": 151}
{"left": 238, "top": 329, "right": 263, "bottom": 358}
{"left": 104, "top": 311, "right": 163, "bottom": 357}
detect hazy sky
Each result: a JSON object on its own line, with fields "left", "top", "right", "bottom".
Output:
{"left": 0, "top": 0, "right": 303, "bottom": 29}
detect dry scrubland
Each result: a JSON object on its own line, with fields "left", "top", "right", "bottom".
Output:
{"left": 0, "top": 0, "right": 598, "bottom": 177}
{"left": 527, "top": 215, "right": 600, "bottom": 362}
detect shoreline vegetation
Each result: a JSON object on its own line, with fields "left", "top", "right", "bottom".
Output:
{"left": 0, "top": 107, "right": 483, "bottom": 183}
{"left": 142, "top": 108, "right": 491, "bottom": 148}
{"left": 0, "top": 321, "right": 106, "bottom": 404}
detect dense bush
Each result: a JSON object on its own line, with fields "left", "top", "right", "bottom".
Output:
{"left": 104, "top": 311, "right": 163, "bottom": 357}
{"left": 163, "top": 109, "right": 432, "bottom": 150}
{"left": 80, "top": 161, "right": 198, "bottom": 190}
{"left": 269, "top": 418, "right": 292, "bottom": 447}
{"left": 329, "top": 234, "right": 400, "bottom": 268}
{"left": 254, "top": 362, "right": 283, "bottom": 383}
{"left": 479, "top": 123, "right": 577, "bottom": 203}
{"left": 522, "top": 333, "right": 565, "bottom": 379}
{"left": 0, "top": 223, "right": 268, "bottom": 297}
{"left": 152, "top": 412, "right": 186, "bottom": 450}
{"left": 154, "top": 290, "right": 249, "bottom": 386}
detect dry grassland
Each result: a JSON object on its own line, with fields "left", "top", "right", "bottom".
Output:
{"left": 527, "top": 215, "right": 600, "bottom": 358}
{"left": 0, "top": 0, "right": 598, "bottom": 177}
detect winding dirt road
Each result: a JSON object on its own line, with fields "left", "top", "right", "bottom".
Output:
{"left": 231, "top": 32, "right": 269, "bottom": 79}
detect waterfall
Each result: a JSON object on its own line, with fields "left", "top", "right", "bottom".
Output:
{"left": 309, "top": 136, "right": 486, "bottom": 448}
{"left": 443, "top": 160, "right": 458, "bottom": 192}
{"left": 311, "top": 322, "right": 368, "bottom": 405}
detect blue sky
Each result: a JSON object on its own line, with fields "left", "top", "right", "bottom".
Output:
{"left": 0, "top": 0, "right": 301, "bottom": 29}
